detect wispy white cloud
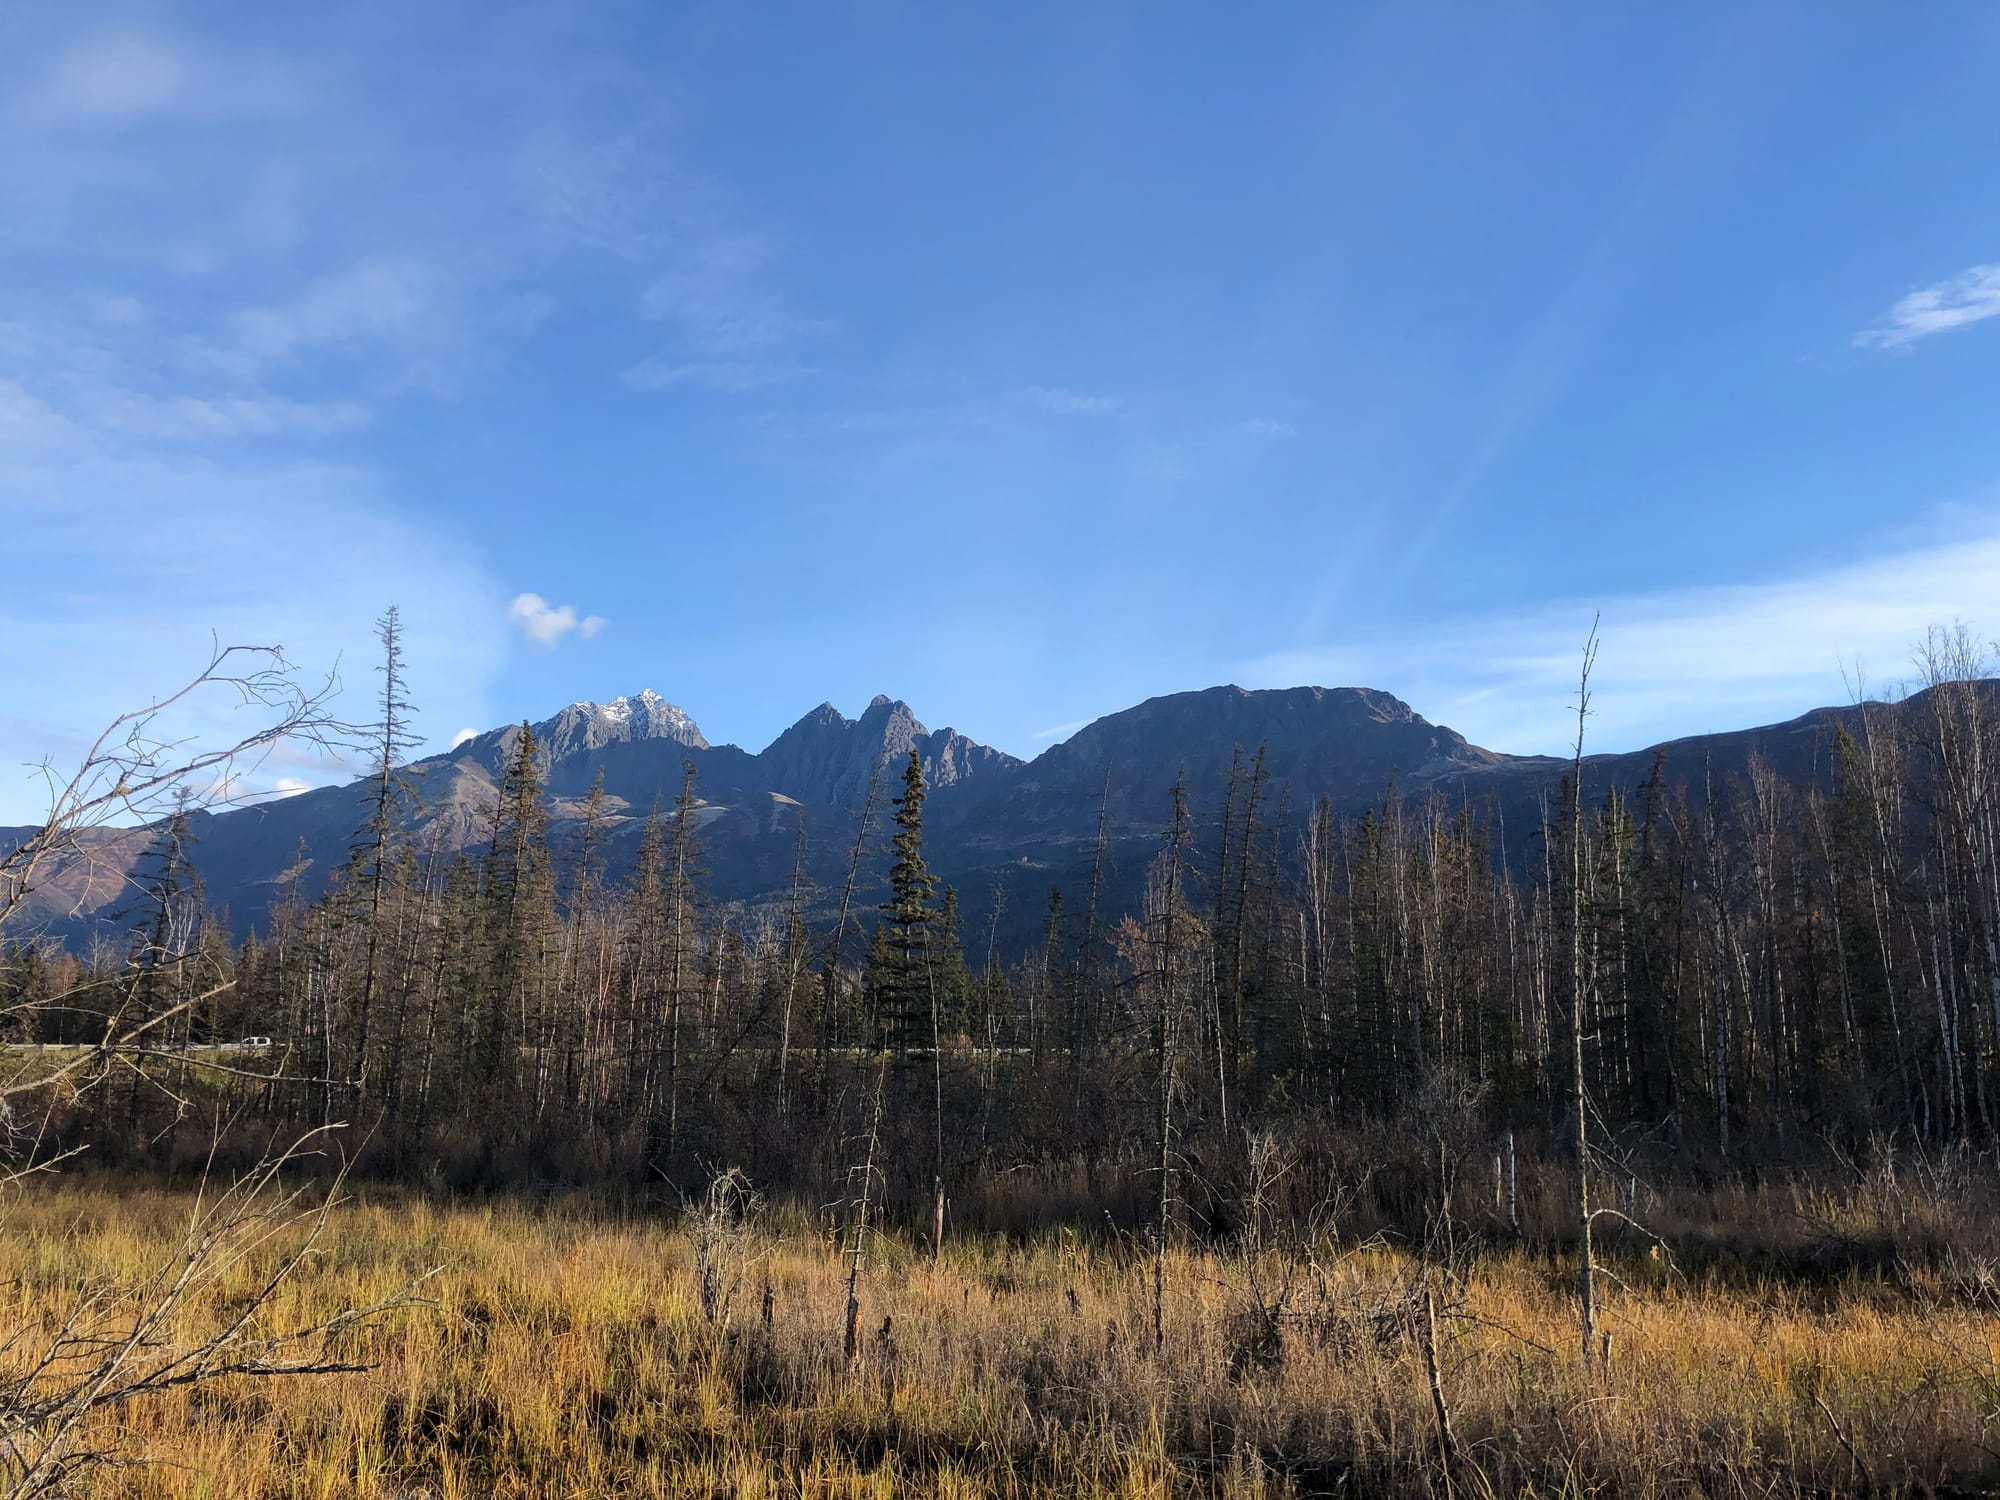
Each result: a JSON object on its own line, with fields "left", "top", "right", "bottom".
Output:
{"left": 83, "top": 388, "right": 369, "bottom": 442}
{"left": 221, "top": 254, "right": 465, "bottom": 391}
{"left": 508, "top": 592, "right": 606, "bottom": 648}
{"left": 0, "top": 378, "right": 80, "bottom": 460}
{"left": 4, "top": 17, "right": 799, "bottom": 400}
{"left": 1031, "top": 718, "right": 1090, "bottom": 742}
{"left": 21, "top": 29, "right": 300, "bottom": 129}
{"left": 1856, "top": 264, "right": 2000, "bottom": 351}
{"left": 643, "top": 247, "right": 809, "bottom": 356}
{"left": 1239, "top": 416, "right": 1296, "bottom": 438}
{"left": 0, "top": 304, "right": 373, "bottom": 456}
{"left": 625, "top": 357, "right": 813, "bottom": 393}
{"left": 1024, "top": 387, "right": 1118, "bottom": 416}
{"left": 1244, "top": 518, "right": 2000, "bottom": 757}
{"left": 531, "top": 122, "right": 823, "bottom": 395}
{"left": 450, "top": 726, "right": 480, "bottom": 749}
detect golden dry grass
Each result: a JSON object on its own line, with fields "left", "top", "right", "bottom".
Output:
{"left": 8, "top": 1179, "right": 2000, "bottom": 1498}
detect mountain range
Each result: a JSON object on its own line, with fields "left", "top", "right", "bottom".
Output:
{"left": 0, "top": 679, "right": 1929, "bottom": 953}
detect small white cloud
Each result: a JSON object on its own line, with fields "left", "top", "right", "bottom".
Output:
{"left": 508, "top": 592, "right": 606, "bottom": 647}
{"left": 271, "top": 777, "right": 310, "bottom": 798}
{"left": 1856, "top": 264, "right": 2000, "bottom": 351}
{"left": 450, "top": 726, "right": 479, "bottom": 749}
{"left": 1024, "top": 387, "right": 1119, "bottom": 416}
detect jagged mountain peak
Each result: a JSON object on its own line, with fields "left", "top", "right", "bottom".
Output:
{"left": 858, "top": 696, "right": 925, "bottom": 742}
{"left": 778, "top": 701, "right": 857, "bottom": 739}
{"left": 770, "top": 695, "right": 924, "bottom": 744}
{"left": 445, "top": 690, "right": 709, "bottom": 770}
{"left": 756, "top": 694, "right": 1019, "bottom": 809}
{"left": 534, "top": 689, "right": 707, "bottom": 751}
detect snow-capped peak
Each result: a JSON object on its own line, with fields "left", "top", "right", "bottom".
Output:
{"left": 530, "top": 691, "right": 710, "bottom": 754}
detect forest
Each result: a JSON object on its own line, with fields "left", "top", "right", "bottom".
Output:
{"left": 6, "top": 620, "right": 2000, "bottom": 1497}
{"left": 12, "top": 620, "right": 2000, "bottom": 1198}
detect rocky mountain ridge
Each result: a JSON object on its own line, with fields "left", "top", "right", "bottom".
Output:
{"left": 2, "top": 679, "right": 1969, "bottom": 953}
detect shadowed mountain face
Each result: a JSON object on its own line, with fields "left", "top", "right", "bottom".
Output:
{"left": 757, "top": 696, "right": 1016, "bottom": 815}
{"left": 935, "top": 686, "right": 1506, "bottom": 864}
{"left": 3, "top": 681, "right": 1968, "bottom": 954}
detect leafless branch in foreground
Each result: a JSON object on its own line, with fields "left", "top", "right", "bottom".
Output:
{"left": 0, "top": 643, "right": 418, "bottom": 1497}
{"left": 0, "top": 1128, "right": 430, "bottom": 1498}
{"left": 0, "top": 641, "right": 340, "bottom": 933}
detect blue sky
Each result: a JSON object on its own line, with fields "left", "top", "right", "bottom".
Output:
{"left": 5, "top": 2, "right": 2000, "bottom": 819}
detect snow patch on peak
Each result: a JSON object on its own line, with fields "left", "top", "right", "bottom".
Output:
{"left": 530, "top": 691, "right": 709, "bottom": 753}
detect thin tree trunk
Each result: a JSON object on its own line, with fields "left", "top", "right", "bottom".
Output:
{"left": 1570, "top": 622, "right": 1599, "bottom": 1364}
{"left": 843, "top": 1058, "right": 887, "bottom": 1368}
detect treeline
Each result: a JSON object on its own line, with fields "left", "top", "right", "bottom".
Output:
{"left": 7, "top": 618, "right": 2000, "bottom": 1227}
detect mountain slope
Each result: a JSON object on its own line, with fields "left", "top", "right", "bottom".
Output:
{"left": 938, "top": 685, "right": 1503, "bottom": 861}
{"left": 5, "top": 680, "right": 1967, "bottom": 953}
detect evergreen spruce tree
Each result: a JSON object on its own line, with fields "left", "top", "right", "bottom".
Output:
{"left": 871, "top": 750, "right": 935, "bottom": 1054}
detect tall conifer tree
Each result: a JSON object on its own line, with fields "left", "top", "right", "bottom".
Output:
{"left": 872, "top": 750, "right": 935, "bottom": 1054}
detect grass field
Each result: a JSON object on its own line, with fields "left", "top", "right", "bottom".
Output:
{"left": 8, "top": 1172, "right": 2000, "bottom": 1498}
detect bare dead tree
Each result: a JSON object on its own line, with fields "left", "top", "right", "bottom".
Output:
{"left": 1150, "top": 773, "right": 1195, "bottom": 1358}
{"left": 841, "top": 1057, "right": 888, "bottom": 1369}
{"left": 1421, "top": 1288, "right": 1462, "bottom": 1476}
{"left": 1, "top": 642, "right": 338, "bottom": 933}
{"left": 925, "top": 950, "right": 946, "bottom": 1265}
{"left": 687, "top": 1165, "right": 768, "bottom": 1338}
{"left": 0, "top": 643, "right": 419, "bottom": 1496}
{"left": 346, "top": 606, "right": 418, "bottom": 1112}
{"left": 1570, "top": 618, "right": 1600, "bottom": 1364}
{"left": 775, "top": 809, "right": 810, "bottom": 1118}
{"left": 661, "top": 761, "right": 701, "bottom": 1162}
{"left": 3, "top": 645, "right": 347, "bottom": 1115}
{"left": 817, "top": 770, "right": 882, "bottom": 1104}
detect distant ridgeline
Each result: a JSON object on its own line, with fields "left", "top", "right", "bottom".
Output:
{"left": 4, "top": 674, "right": 1999, "bottom": 1181}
